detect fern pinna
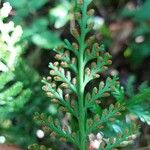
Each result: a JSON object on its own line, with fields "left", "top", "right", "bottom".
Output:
{"left": 32, "top": 0, "right": 138, "bottom": 150}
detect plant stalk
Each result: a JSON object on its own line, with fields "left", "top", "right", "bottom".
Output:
{"left": 78, "top": 1, "right": 88, "bottom": 149}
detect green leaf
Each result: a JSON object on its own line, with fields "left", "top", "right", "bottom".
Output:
{"left": 0, "top": 82, "right": 23, "bottom": 104}
{"left": 127, "top": 87, "right": 150, "bottom": 105}
{"left": 129, "top": 105, "right": 150, "bottom": 125}
{"left": 89, "top": 104, "right": 102, "bottom": 114}
{"left": 22, "top": 17, "right": 49, "bottom": 39}
{"left": 126, "top": 75, "right": 136, "bottom": 97}
{"left": 0, "top": 72, "right": 14, "bottom": 90}
{"left": 32, "top": 31, "right": 62, "bottom": 49}
{"left": 112, "top": 85, "right": 125, "bottom": 101}
{"left": 49, "top": 2, "right": 70, "bottom": 28}
{"left": 11, "top": 89, "right": 31, "bottom": 111}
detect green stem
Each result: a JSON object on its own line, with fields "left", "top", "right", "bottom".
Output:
{"left": 78, "top": 55, "right": 86, "bottom": 150}
{"left": 78, "top": 30, "right": 86, "bottom": 150}
{"left": 77, "top": 1, "right": 88, "bottom": 150}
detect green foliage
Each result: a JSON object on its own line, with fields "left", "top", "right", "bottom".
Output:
{"left": 2, "top": 61, "right": 50, "bottom": 148}
{"left": 0, "top": 3, "right": 31, "bottom": 118}
{"left": 32, "top": 0, "right": 139, "bottom": 150}
{"left": 32, "top": 31, "right": 62, "bottom": 49}
{"left": 49, "top": 1, "right": 71, "bottom": 29}
{"left": 0, "top": 1, "right": 149, "bottom": 149}
{"left": 0, "top": 3, "right": 47, "bottom": 148}
{"left": 113, "top": 75, "right": 150, "bottom": 125}
{"left": 5, "top": 0, "right": 48, "bottom": 21}
{"left": 0, "top": 71, "right": 31, "bottom": 118}
{"left": 130, "top": 105, "right": 150, "bottom": 125}
{"left": 5, "top": 0, "right": 62, "bottom": 50}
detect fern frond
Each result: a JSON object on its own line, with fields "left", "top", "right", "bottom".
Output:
{"left": 40, "top": 0, "right": 139, "bottom": 149}
{"left": 84, "top": 53, "right": 112, "bottom": 87}
{"left": 112, "top": 84, "right": 125, "bottom": 102}
{"left": 85, "top": 76, "right": 119, "bottom": 108}
{"left": 129, "top": 105, "right": 150, "bottom": 125}
{"left": 48, "top": 62, "right": 77, "bottom": 94}
{"left": 102, "top": 123, "right": 139, "bottom": 150}
{"left": 128, "top": 87, "right": 150, "bottom": 105}
{"left": 113, "top": 82, "right": 150, "bottom": 125}
{"left": 0, "top": 71, "right": 31, "bottom": 119}
{"left": 34, "top": 113, "right": 77, "bottom": 145}
{"left": 87, "top": 103, "right": 125, "bottom": 134}
{"left": 42, "top": 79, "right": 77, "bottom": 117}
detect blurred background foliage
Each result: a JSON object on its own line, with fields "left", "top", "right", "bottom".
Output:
{"left": 0, "top": 0, "right": 150, "bottom": 149}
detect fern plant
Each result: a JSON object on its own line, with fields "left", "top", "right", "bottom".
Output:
{"left": 0, "top": 2, "right": 31, "bottom": 116}
{"left": 0, "top": 2, "right": 46, "bottom": 148}
{"left": 113, "top": 75, "right": 150, "bottom": 126}
{"left": 1, "top": 2, "right": 59, "bottom": 148}
{"left": 30, "top": 0, "right": 139, "bottom": 149}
